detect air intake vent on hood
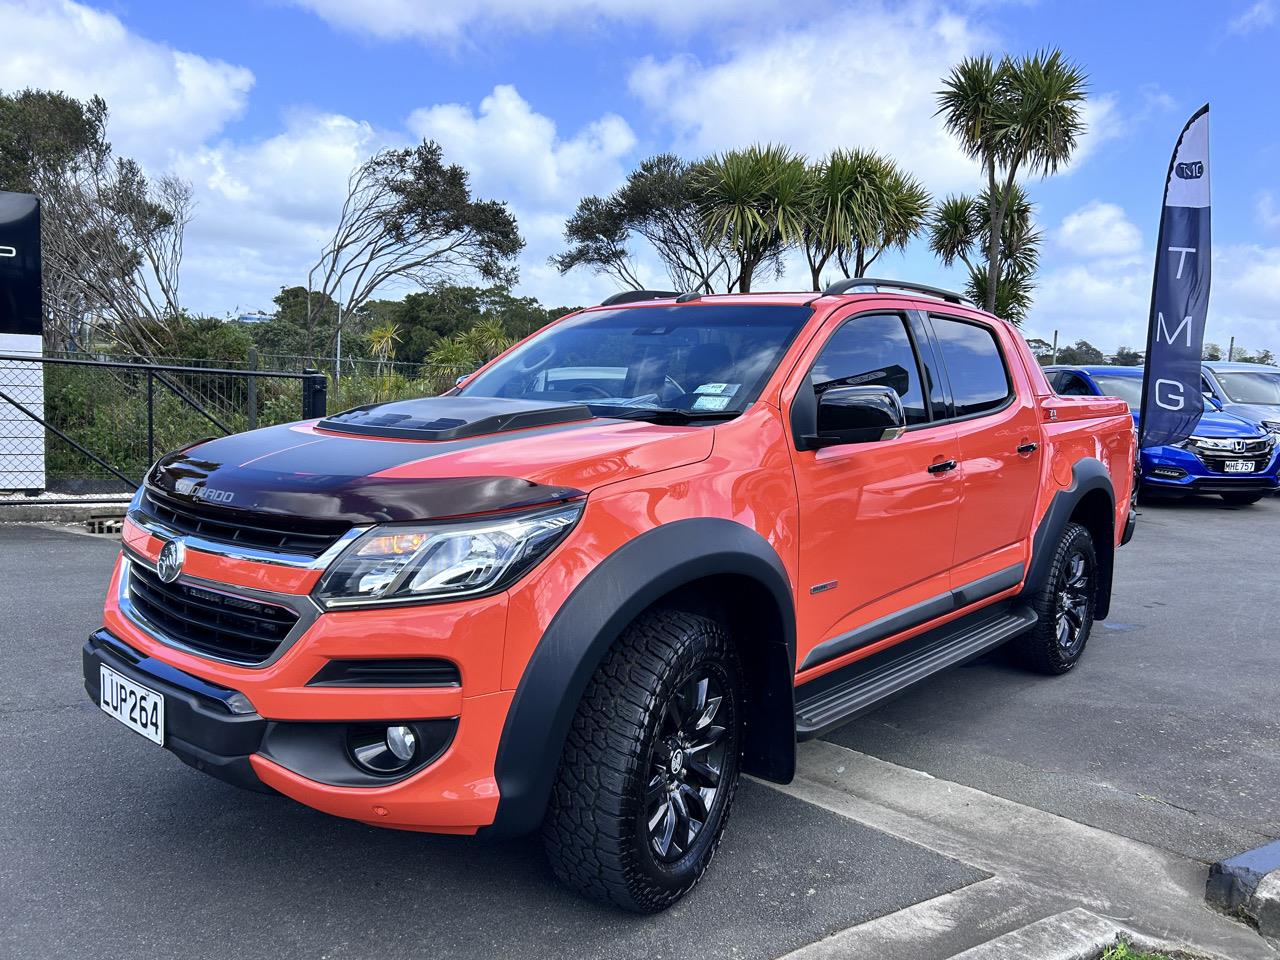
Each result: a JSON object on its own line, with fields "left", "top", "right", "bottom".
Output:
{"left": 317, "top": 397, "right": 593, "bottom": 441}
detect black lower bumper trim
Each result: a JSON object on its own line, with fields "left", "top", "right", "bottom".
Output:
{"left": 1121, "top": 508, "right": 1137, "bottom": 545}
{"left": 83, "top": 630, "right": 274, "bottom": 793}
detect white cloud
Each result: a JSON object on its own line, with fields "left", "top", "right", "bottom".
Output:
{"left": 1258, "top": 192, "right": 1280, "bottom": 231}
{"left": 1227, "top": 0, "right": 1275, "bottom": 34}
{"left": 627, "top": 7, "right": 989, "bottom": 192}
{"left": 1055, "top": 201, "right": 1143, "bottom": 259}
{"left": 0, "top": 0, "right": 253, "bottom": 166}
{"left": 408, "top": 85, "right": 635, "bottom": 207}
{"left": 170, "top": 113, "right": 387, "bottom": 313}
{"left": 290, "top": 0, "right": 784, "bottom": 40}
{"left": 1065, "top": 94, "right": 1124, "bottom": 172}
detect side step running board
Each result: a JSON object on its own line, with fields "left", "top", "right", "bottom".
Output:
{"left": 794, "top": 603, "right": 1038, "bottom": 740}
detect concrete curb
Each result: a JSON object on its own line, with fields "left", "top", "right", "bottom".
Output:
{"left": 0, "top": 497, "right": 130, "bottom": 524}
{"left": 945, "top": 907, "right": 1215, "bottom": 959}
{"left": 1208, "top": 839, "right": 1280, "bottom": 938}
{"left": 1254, "top": 871, "right": 1280, "bottom": 940}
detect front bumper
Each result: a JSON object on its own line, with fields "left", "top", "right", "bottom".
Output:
{"left": 90, "top": 530, "right": 516, "bottom": 833}
{"left": 1140, "top": 445, "right": 1280, "bottom": 496}
{"left": 84, "top": 630, "right": 270, "bottom": 792}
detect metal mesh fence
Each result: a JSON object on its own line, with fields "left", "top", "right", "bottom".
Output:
{"left": 1, "top": 355, "right": 313, "bottom": 495}
{"left": 0, "top": 351, "right": 474, "bottom": 495}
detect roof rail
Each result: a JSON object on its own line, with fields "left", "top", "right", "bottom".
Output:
{"left": 599, "top": 289, "right": 682, "bottom": 306}
{"left": 823, "top": 277, "right": 969, "bottom": 305}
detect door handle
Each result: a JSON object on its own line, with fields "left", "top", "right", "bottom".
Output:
{"left": 927, "top": 459, "right": 958, "bottom": 474}
{"left": 1016, "top": 442, "right": 1039, "bottom": 455}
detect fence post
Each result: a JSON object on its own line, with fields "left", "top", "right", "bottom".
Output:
{"left": 146, "top": 370, "right": 154, "bottom": 466}
{"left": 247, "top": 347, "right": 258, "bottom": 431}
{"left": 301, "top": 369, "right": 327, "bottom": 420}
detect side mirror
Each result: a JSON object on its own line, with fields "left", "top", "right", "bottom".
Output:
{"left": 1203, "top": 392, "right": 1222, "bottom": 410}
{"left": 801, "top": 385, "right": 906, "bottom": 449}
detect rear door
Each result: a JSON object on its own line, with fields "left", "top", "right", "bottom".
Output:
{"left": 788, "top": 309, "right": 962, "bottom": 672}
{"left": 926, "top": 313, "right": 1042, "bottom": 594}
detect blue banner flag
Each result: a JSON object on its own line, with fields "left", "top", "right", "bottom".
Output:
{"left": 1139, "top": 105, "right": 1210, "bottom": 449}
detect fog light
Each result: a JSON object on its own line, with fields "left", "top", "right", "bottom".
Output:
{"left": 386, "top": 725, "right": 416, "bottom": 762}
{"left": 348, "top": 723, "right": 419, "bottom": 774}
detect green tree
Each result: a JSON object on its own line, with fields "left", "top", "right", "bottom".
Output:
{"left": 1025, "top": 337, "right": 1054, "bottom": 364}
{"left": 936, "top": 50, "right": 1087, "bottom": 313}
{"left": 554, "top": 154, "right": 736, "bottom": 294}
{"left": 1112, "top": 345, "right": 1142, "bottom": 365}
{"left": 694, "top": 144, "right": 811, "bottom": 293}
{"left": 0, "top": 88, "right": 107, "bottom": 193}
{"left": 1055, "top": 339, "right": 1105, "bottom": 365}
{"left": 1202, "top": 342, "right": 1224, "bottom": 361}
{"left": 927, "top": 183, "right": 1041, "bottom": 323}
{"left": 307, "top": 140, "right": 524, "bottom": 358}
{"left": 803, "top": 148, "right": 930, "bottom": 290}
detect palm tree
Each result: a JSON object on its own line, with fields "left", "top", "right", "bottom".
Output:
{"left": 427, "top": 336, "right": 480, "bottom": 368}
{"left": 936, "top": 49, "right": 1086, "bottom": 313}
{"left": 802, "top": 149, "right": 931, "bottom": 291}
{"left": 367, "top": 321, "right": 402, "bottom": 376}
{"left": 694, "top": 144, "right": 810, "bottom": 293}
{"left": 927, "top": 183, "right": 1041, "bottom": 323}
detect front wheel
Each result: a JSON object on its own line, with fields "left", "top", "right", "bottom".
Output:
{"left": 1014, "top": 521, "right": 1097, "bottom": 675}
{"left": 543, "top": 609, "right": 742, "bottom": 912}
{"left": 1220, "top": 491, "right": 1265, "bottom": 506}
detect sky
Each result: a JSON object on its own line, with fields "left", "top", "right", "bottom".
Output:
{"left": 1, "top": 0, "right": 1278, "bottom": 354}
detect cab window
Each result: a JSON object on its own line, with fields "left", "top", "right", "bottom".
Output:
{"left": 930, "top": 316, "right": 1012, "bottom": 417}
{"left": 809, "top": 313, "right": 929, "bottom": 425}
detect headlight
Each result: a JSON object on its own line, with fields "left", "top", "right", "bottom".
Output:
{"left": 314, "top": 502, "right": 583, "bottom": 608}
{"left": 1187, "top": 436, "right": 1231, "bottom": 450}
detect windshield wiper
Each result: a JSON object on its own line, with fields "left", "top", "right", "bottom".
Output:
{"left": 591, "top": 405, "right": 742, "bottom": 424}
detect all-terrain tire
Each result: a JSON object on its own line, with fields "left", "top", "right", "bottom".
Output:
{"left": 1013, "top": 521, "right": 1097, "bottom": 675}
{"left": 542, "top": 609, "right": 742, "bottom": 912}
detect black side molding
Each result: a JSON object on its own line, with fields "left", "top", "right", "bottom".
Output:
{"left": 800, "top": 564, "right": 1024, "bottom": 672}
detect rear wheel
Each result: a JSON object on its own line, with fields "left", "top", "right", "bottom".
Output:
{"left": 1014, "top": 521, "right": 1097, "bottom": 675}
{"left": 542, "top": 609, "right": 742, "bottom": 912}
{"left": 1220, "top": 492, "right": 1264, "bottom": 506}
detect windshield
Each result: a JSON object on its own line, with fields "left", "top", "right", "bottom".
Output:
{"left": 1215, "top": 371, "right": 1280, "bottom": 405}
{"left": 1089, "top": 375, "right": 1143, "bottom": 410}
{"left": 458, "top": 304, "right": 812, "bottom": 417}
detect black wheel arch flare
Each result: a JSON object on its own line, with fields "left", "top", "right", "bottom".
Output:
{"left": 1022, "top": 457, "right": 1117, "bottom": 620}
{"left": 483, "top": 518, "right": 797, "bottom": 838}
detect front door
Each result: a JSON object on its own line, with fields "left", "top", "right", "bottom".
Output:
{"left": 789, "top": 311, "right": 962, "bottom": 674}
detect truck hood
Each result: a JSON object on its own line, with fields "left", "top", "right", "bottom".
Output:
{"left": 147, "top": 397, "right": 714, "bottom": 527}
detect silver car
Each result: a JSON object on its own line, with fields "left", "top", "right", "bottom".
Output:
{"left": 1202, "top": 361, "right": 1280, "bottom": 437}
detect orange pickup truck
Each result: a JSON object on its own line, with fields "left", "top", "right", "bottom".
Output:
{"left": 84, "top": 278, "right": 1137, "bottom": 911}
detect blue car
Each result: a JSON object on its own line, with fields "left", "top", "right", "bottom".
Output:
{"left": 1045, "top": 365, "right": 1279, "bottom": 505}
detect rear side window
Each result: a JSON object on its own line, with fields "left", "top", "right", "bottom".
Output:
{"left": 930, "top": 317, "right": 1012, "bottom": 417}
{"left": 810, "top": 313, "right": 928, "bottom": 425}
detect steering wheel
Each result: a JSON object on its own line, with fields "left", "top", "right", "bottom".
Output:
{"left": 571, "top": 383, "right": 614, "bottom": 399}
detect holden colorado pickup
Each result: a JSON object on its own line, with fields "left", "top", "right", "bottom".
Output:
{"left": 83, "top": 279, "right": 1138, "bottom": 912}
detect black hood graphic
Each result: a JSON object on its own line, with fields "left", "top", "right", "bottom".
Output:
{"left": 146, "top": 409, "right": 591, "bottom": 529}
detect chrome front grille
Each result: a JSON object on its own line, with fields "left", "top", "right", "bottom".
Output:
{"left": 122, "top": 558, "right": 311, "bottom": 666}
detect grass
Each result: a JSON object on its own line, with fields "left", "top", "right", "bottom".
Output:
{"left": 1100, "top": 943, "right": 1175, "bottom": 960}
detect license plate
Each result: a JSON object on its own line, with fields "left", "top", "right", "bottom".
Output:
{"left": 1224, "top": 460, "right": 1256, "bottom": 473}
{"left": 99, "top": 665, "right": 165, "bottom": 745}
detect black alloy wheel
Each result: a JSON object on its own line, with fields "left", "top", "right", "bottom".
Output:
{"left": 644, "top": 671, "right": 731, "bottom": 863}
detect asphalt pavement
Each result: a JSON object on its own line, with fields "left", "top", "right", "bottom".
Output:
{"left": 0, "top": 524, "right": 978, "bottom": 960}
{"left": 828, "top": 493, "right": 1280, "bottom": 863}
{"left": 1, "top": 496, "right": 1276, "bottom": 959}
